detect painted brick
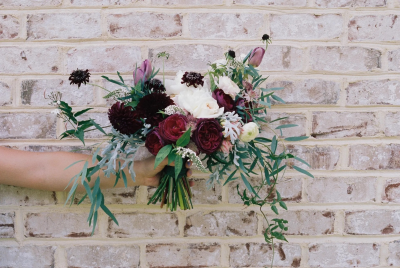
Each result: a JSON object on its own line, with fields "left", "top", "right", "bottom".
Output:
{"left": 346, "top": 79, "right": 400, "bottom": 105}
{"left": 388, "top": 241, "right": 400, "bottom": 266}
{"left": 146, "top": 243, "right": 221, "bottom": 267}
{"left": 271, "top": 14, "right": 343, "bottom": 40}
{"left": 316, "top": 0, "right": 386, "bottom": 7}
{"left": 107, "top": 212, "right": 179, "bottom": 238}
{"left": 0, "top": 0, "right": 62, "bottom": 7}
{"left": 27, "top": 13, "right": 101, "bottom": 40}
{"left": 265, "top": 79, "right": 340, "bottom": 104}
{"left": 0, "top": 46, "right": 60, "bottom": 74}
{"left": 190, "top": 178, "right": 222, "bottom": 204}
{"left": 349, "top": 144, "right": 400, "bottom": 170}
{"left": 10, "top": 145, "right": 88, "bottom": 154}
{"left": 239, "top": 45, "right": 304, "bottom": 71}
{"left": 107, "top": 12, "right": 182, "bottom": 39}
{"left": 0, "top": 185, "right": 57, "bottom": 206}
{"left": 308, "top": 243, "right": 380, "bottom": 267}
{"left": 0, "top": 15, "right": 19, "bottom": 39}
{"left": 0, "top": 113, "right": 56, "bottom": 139}
{"left": 67, "top": 46, "right": 141, "bottom": 73}
{"left": 287, "top": 145, "right": 340, "bottom": 170}
{"left": 382, "top": 179, "right": 400, "bottom": 203}
{"left": 389, "top": 49, "right": 400, "bottom": 71}
{"left": 233, "top": 0, "right": 307, "bottom": 6}
{"left": 78, "top": 112, "right": 110, "bottom": 139}
{"left": 25, "top": 212, "right": 95, "bottom": 238}
{"left": 345, "top": 210, "right": 400, "bottom": 235}
{"left": 312, "top": 112, "right": 379, "bottom": 138}
{"left": 0, "top": 212, "right": 14, "bottom": 238}
{"left": 310, "top": 46, "right": 381, "bottom": 72}
{"left": 264, "top": 210, "right": 335, "bottom": 235}
{"left": 75, "top": 186, "right": 137, "bottom": 205}
{"left": 385, "top": 112, "right": 400, "bottom": 136}
{"left": 262, "top": 112, "right": 307, "bottom": 138}
{"left": 229, "top": 243, "right": 302, "bottom": 267}
{"left": 21, "top": 79, "right": 95, "bottom": 106}
{"left": 0, "top": 80, "right": 12, "bottom": 106}
{"left": 229, "top": 177, "right": 302, "bottom": 204}
{"left": 184, "top": 211, "right": 257, "bottom": 237}
{"left": 149, "top": 44, "right": 224, "bottom": 72}
{"left": 308, "top": 177, "right": 376, "bottom": 203}
{"left": 67, "top": 245, "right": 140, "bottom": 268}
{"left": 0, "top": 246, "right": 55, "bottom": 268}
{"left": 188, "top": 13, "right": 264, "bottom": 39}
{"left": 349, "top": 15, "right": 400, "bottom": 42}
{"left": 152, "top": 0, "right": 224, "bottom": 5}
{"left": 69, "top": 0, "right": 145, "bottom": 6}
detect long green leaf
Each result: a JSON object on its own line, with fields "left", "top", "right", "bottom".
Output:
{"left": 285, "top": 136, "right": 308, "bottom": 142}
{"left": 74, "top": 108, "right": 93, "bottom": 117}
{"left": 154, "top": 145, "right": 172, "bottom": 169}
{"left": 293, "top": 165, "right": 314, "bottom": 178}
{"left": 275, "top": 124, "right": 298, "bottom": 130}
{"left": 271, "top": 136, "right": 277, "bottom": 154}
{"left": 176, "top": 128, "right": 191, "bottom": 147}
{"left": 174, "top": 154, "right": 183, "bottom": 180}
{"left": 223, "top": 169, "right": 238, "bottom": 186}
{"left": 240, "top": 173, "right": 259, "bottom": 198}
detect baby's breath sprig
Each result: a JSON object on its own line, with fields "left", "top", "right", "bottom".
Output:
{"left": 164, "top": 105, "right": 186, "bottom": 116}
{"left": 176, "top": 147, "right": 208, "bottom": 173}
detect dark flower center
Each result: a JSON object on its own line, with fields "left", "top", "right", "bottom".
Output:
{"left": 228, "top": 50, "right": 236, "bottom": 59}
{"left": 181, "top": 72, "right": 204, "bottom": 88}
{"left": 262, "top": 34, "right": 270, "bottom": 41}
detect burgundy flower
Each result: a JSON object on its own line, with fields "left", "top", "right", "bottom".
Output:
{"left": 135, "top": 92, "right": 174, "bottom": 127}
{"left": 108, "top": 102, "right": 142, "bottom": 135}
{"left": 212, "top": 88, "right": 236, "bottom": 113}
{"left": 192, "top": 119, "right": 223, "bottom": 154}
{"left": 159, "top": 114, "right": 188, "bottom": 143}
{"left": 181, "top": 72, "right": 204, "bottom": 88}
{"left": 145, "top": 128, "right": 165, "bottom": 156}
{"left": 69, "top": 69, "right": 90, "bottom": 88}
{"left": 236, "top": 98, "right": 253, "bottom": 122}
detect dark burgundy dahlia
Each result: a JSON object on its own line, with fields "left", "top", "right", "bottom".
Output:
{"left": 108, "top": 102, "right": 142, "bottom": 135}
{"left": 181, "top": 72, "right": 204, "bottom": 88}
{"left": 192, "top": 119, "right": 223, "bottom": 154}
{"left": 69, "top": 69, "right": 90, "bottom": 88}
{"left": 212, "top": 88, "right": 236, "bottom": 113}
{"left": 135, "top": 92, "right": 174, "bottom": 127}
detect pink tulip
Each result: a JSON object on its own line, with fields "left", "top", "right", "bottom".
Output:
{"left": 133, "top": 60, "right": 152, "bottom": 85}
{"left": 248, "top": 47, "right": 265, "bottom": 67}
{"left": 140, "top": 59, "right": 152, "bottom": 80}
{"left": 133, "top": 68, "right": 145, "bottom": 85}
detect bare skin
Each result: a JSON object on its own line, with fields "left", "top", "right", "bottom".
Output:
{"left": 0, "top": 146, "right": 192, "bottom": 192}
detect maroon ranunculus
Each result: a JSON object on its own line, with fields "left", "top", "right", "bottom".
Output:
{"left": 236, "top": 98, "right": 253, "bottom": 122}
{"left": 212, "top": 88, "right": 236, "bottom": 113}
{"left": 145, "top": 128, "right": 165, "bottom": 156}
{"left": 192, "top": 119, "right": 223, "bottom": 154}
{"left": 159, "top": 114, "right": 188, "bottom": 143}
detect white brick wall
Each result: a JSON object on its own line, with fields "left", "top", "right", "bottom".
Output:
{"left": 1, "top": 1, "right": 400, "bottom": 267}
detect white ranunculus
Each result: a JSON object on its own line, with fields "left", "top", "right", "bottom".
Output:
{"left": 217, "top": 76, "right": 240, "bottom": 99}
{"left": 173, "top": 88, "right": 224, "bottom": 118}
{"left": 239, "top": 122, "right": 259, "bottom": 143}
{"left": 165, "top": 70, "right": 208, "bottom": 97}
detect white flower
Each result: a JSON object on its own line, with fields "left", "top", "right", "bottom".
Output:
{"left": 239, "top": 122, "right": 259, "bottom": 143}
{"left": 173, "top": 87, "right": 224, "bottom": 118}
{"left": 165, "top": 70, "right": 208, "bottom": 97}
{"left": 217, "top": 76, "right": 240, "bottom": 99}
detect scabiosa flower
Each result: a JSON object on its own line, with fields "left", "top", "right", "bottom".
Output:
{"left": 135, "top": 92, "right": 174, "bottom": 127}
{"left": 69, "top": 69, "right": 90, "bottom": 88}
{"left": 228, "top": 50, "right": 236, "bottom": 59}
{"left": 181, "top": 72, "right": 204, "bottom": 88}
{"left": 262, "top": 34, "right": 270, "bottom": 41}
{"left": 108, "top": 102, "right": 142, "bottom": 135}
{"left": 146, "top": 78, "right": 165, "bottom": 93}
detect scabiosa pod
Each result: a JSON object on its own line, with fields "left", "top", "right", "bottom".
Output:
{"left": 69, "top": 69, "right": 90, "bottom": 88}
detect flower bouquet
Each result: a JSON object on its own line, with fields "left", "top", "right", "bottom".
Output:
{"left": 49, "top": 35, "right": 312, "bottom": 252}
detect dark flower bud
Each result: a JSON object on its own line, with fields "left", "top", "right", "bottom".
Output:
{"left": 69, "top": 69, "right": 90, "bottom": 88}
{"left": 262, "top": 34, "right": 270, "bottom": 41}
{"left": 228, "top": 50, "right": 236, "bottom": 59}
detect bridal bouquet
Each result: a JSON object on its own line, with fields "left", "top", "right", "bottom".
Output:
{"left": 49, "top": 35, "right": 312, "bottom": 254}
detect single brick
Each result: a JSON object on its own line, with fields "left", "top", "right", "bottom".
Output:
{"left": 67, "top": 46, "right": 141, "bottom": 73}
{"left": 147, "top": 243, "right": 221, "bottom": 267}
{"left": 316, "top": 0, "right": 386, "bottom": 7}
{"left": 0, "top": 80, "right": 12, "bottom": 106}
{"left": 307, "top": 177, "right": 376, "bottom": 203}
{"left": 382, "top": 179, "right": 400, "bottom": 203}
{"left": 264, "top": 210, "right": 335, "bottom": 235}
{"left": 25, "top": 212, "right": 95, "bottom": 238}
{"left": 287, "top": 145, "right": 340, "bottom": 170}
{"left": 0, "top": 212, "right": 14, "bottom": 238}
{"left": 67, "top": 245, "right": 140, "bottom": 267}
{"left": 310, "top": 46, "right": 381, "bottom": 72}
{"left": 107, "top": 212, "right": 179, "bottom": 238}
{"left": 21, "top": 79, "right": 95, "bottom": 106}
{"left": 152, "top": 0, "right": 224, "bottom": 5}
{"left": 27, "top": 13, "right": 101, "bottom": 40}
{"left": 70, "top": 0, "right": 145, "bottom": 6}
{"left": 0, "top": 185, "right": 57, "bottom": 206}
{"left": 308, "top": 243, "right": 380, "bottom": 267}
{"left": 75, "top": 187, "right": 138, "bottom": 205}
{"left": 0, "top": 0, "right": 62, "bottom": 7}
{"left": 190, "top": 178, "right": 222, "bottom": 204}
{"left": 0, "top": 246, "right": 55, "bottom": 268}
{"left": 0, "top": 46, "right": 60, "bottom": 74}
{"left": 149, "top": 44, "right": 223, "bottom": 72}
{"left": 230, "top": 243, "right": 302, "bottom": 267}
{"left": 0, "top": 113, "right": 56, "bottom": 139}
{"left": 262, "top": 112, "right": 307, "bottom": 139}
{"left": 345, "top": 210, "right": 400, "bottom": 235}
{"left": 271, "top": 14, "right": 342, "bottom": 40}
{"left": 229, "top": 177, "right": 302, "bottom": 204}
{"left": 238, "top": 45, "right": 304, "bottom": 71}
{"left": 233, "top": 0, "right": 306, "bottom": 6}
{"left": 188, "top": 13, "right": 264, "bottom": 39}
{"left": 389, "top": 49, "right": 400, "bottom": 71}
{"left": 346, "top": 79, "right": 400, "bottom": 105}
{"left": 265, "top": 79, "right": 340, "bottom": 104}
{"left": 0, "top": 15, "right": 19, "bottom": 39}
{"left": 349, "top": 15, "right": 400, "bottom": 42}
{"left": 107, "top": 12, "right": 182, "bottom": 39}
{"left": 312, "top": 112, "right": 379, "bottom": 139}
{"left": 184, "top": 211, "right": 257, "bottom": 237}
{"left": 388, "top": 241, "right": 400, "bottom": 266}
{"left": 386, "top": 112, "right": 400, "bottom": 136}
{"left": 349, "top": 144, "right": 400, "bottom": 170}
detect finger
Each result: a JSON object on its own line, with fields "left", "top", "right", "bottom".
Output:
{"left": 145, "top": 175, "right": 160, "bottom": 187}
{"left": 185, "top": 160, "right": 192, "bottom": 168}
{"left": 186, "top": 169, "right": 192, "bottom": 177}
{"left": 189, "top": 180, "right": 194, "bottom": 187}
